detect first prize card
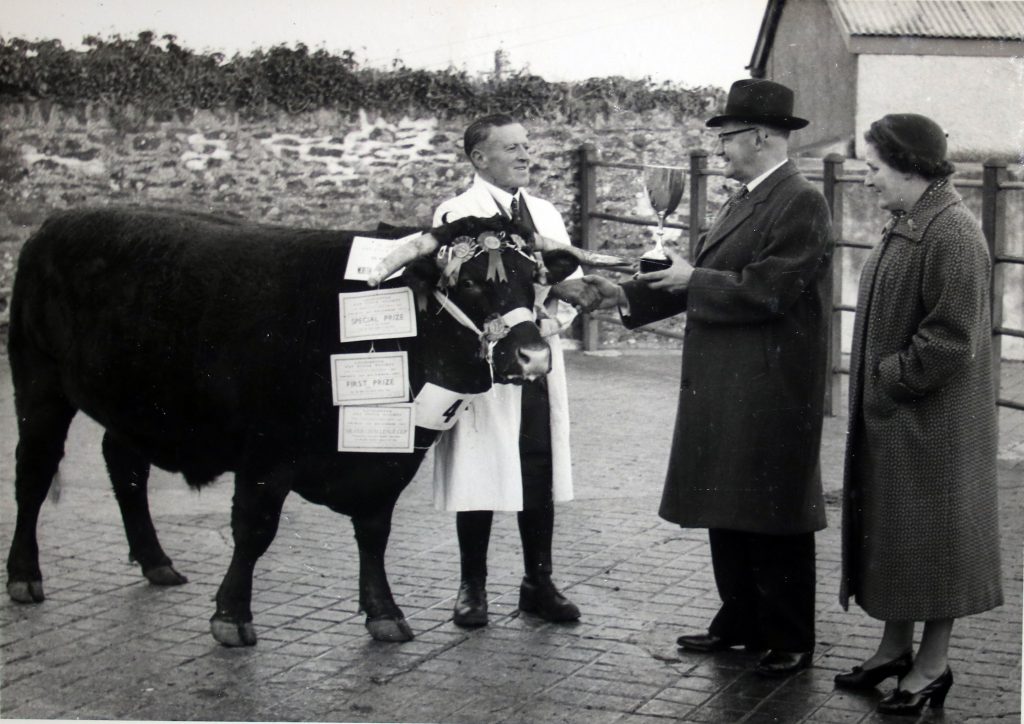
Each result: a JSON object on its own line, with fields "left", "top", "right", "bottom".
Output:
{"left": 338, "top": 404, "right": 415, "bottom": 454}
{"left": 339, "top": 287, "right": 417, "bottom": 342}
{"left": 344, "top": 233, "right": 422, "bottom": 282}
{"left": 330, "top": 351, "right": 409, "bottom": 406}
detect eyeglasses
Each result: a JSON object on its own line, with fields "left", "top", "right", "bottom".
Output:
{"left": 714, "top": 127, "right": 759, "bottom": 147}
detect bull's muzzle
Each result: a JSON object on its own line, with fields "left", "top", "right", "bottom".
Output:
{"left": 517, "top": 343, "right": 552, "bottom": 381}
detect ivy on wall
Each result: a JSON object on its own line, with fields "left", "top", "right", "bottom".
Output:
{"left": 0, "top": 32, "right": 725, "bottom": 121}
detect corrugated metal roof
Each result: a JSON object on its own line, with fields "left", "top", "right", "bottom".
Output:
{"left": 832, "top": 0, "right": 1024, "bottom": 40}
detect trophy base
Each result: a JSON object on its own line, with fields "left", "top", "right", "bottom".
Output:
{"left": 639, "top": 255, "right": 672, "bottom": 274}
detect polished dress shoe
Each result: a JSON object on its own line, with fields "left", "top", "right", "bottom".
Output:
{"left": 834, "top": 651, "right": 913, "bottom": 690}
{"left": 676, "top": 633, "right": 747, "bottom": 653}
{"left": 453, "top": 578, "right": 488, "bottom": 628}
{"left": 877, "top": 667, "right": 953, "bottom": 715}
{"left": 518, "top": 577, "right": 580, "bottom": 622}
{"left": 755, "top": 650, "right": 812, "bottom": 677}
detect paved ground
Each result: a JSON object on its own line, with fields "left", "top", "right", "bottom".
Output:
{"left": 0, "top": 352, "right": 1021, "bottom": 724}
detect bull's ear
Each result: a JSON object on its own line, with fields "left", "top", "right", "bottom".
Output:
{"left": 540, "top": 249, "right": 581, "bottom": 284}
{"left": 402, "top": 255, "right": 441, "bottom": 306}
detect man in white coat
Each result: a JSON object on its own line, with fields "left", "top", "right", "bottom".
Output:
{"left": 433, "top": 114, "right": 581, "bottom": 627}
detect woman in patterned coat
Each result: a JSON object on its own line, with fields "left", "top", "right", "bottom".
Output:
{"left": 834, "top": 114, "right": 1003, "bottom": 715}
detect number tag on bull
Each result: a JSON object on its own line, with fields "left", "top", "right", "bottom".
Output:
{"left": 344, "top": 233, "right": 421, "bottom": 282}
{"left": 338, "top": 404, "right": 414, "bottom": 453}
{"left": 339, "top": 287, "right": 417, "bottom": 342}
{"left": 330, "top": 351, "right": 409, "bottom": 406}
{"left": 414, "top": 383, "right": 475, "bottom": 431}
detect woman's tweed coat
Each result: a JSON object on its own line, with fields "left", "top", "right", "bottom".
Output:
{"left": 840, "top": 179, "right": 1003, "bottom": 621}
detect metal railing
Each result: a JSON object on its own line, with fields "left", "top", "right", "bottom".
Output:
{"left": 577, "top": 144, "right": 1024, "bottom": 415}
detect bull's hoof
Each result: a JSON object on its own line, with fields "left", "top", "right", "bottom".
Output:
{"left": 365, "top": 615, "right": 414, "bottom": 642}
{"left": 144, "top": 565, "right": 188, "bottom": 586}
{"left": 210, "top": 615, "right": 257, "bottom": 647}
{"left": 7, "top": 580, "right": 45, "bottom": 604}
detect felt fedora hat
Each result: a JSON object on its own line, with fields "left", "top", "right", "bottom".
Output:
{"left": 706, "top": 79, "right": 809, "bottom": 130}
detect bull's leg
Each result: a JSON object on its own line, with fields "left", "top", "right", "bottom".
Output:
{"left": 352, "top": 503, "right": 414, "bottom": 642}
{"left": 102, "top": 432, "right": 187, "bottom": 586}
{"left": 209, "top": 471, "right": 290, "bottom": 647}
{"left": 6, "top": 393, "right": 76, "bottom": 604}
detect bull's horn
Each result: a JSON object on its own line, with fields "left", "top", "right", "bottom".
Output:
{"left": 533, "top": 234, "right": 629, "bottom": 268}
{"left": 366, "top": 233, "right": 440, "bottom": 287}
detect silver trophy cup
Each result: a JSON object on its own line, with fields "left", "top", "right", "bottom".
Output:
{"left": 640, "top": 166, "right": 685, "bottom": 273}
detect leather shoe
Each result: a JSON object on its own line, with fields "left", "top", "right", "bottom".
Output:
{"left": 518, "top": 577, "right": 580, "bottom": 622}
{"left": 834, "top": 651, "right": 913, "bottom": 690}
{"left": 676, "top": 633, "right": 740, "bottom": 652}
{"left": 876, "top": 667, "right": 953, "bottom": 715}
{"left": 676, "top": 633, "right": 764, "bottom": 653}
{"left": 453, "top": 579, "right": 488, "bottom": 628}
{"left": 755, "top": 650, "right": 812, "bottom": 677}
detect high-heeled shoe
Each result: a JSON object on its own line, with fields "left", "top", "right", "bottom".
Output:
{"left": 834, "top": 651, "right": 913, "bottom": 690}
{"left": 876, "top": 667, "right": 953, "bottom": 715}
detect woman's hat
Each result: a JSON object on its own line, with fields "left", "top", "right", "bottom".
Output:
{"left": 706, "top": 79, "right": 809, "bottom": 130}
{"left": 868, "top": 114, "right": 950, "bottom": 174}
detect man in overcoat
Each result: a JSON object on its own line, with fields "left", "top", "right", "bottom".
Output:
{"left": 580, "top": 79, "right": 833, "bottom": 676}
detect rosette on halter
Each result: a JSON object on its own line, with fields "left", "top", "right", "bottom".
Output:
{"left": 479, "top": 231, "right": 507, "bottom": 282}
{"left": 431, "top": 218, "right": 534, "bottom": 288}
{"left": 440, "top": 236, "right": 476, "bottom": 288}
{"left": 480, "top": 313, "right": 511, "bottom": 359}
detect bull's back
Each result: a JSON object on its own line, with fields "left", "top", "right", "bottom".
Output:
{"left": 11, "top": 208, "right": 354, "bottom": 481}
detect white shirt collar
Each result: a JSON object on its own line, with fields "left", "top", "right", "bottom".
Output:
{"left": 473, "top": 174, "right": 520, "bottom": 213}
{"left": 745, "top": 159, "right": 788, "bottom": 193}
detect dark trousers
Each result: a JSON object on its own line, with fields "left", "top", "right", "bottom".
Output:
{"left": 457, "top": 378, "right": 554, "bottom": 582}
{"left": 707, "top": 528, "right": 816, "bottom": 652}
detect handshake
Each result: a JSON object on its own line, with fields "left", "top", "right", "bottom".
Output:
{"left": 551, "top": 275, "right": 627, "bottom": 313}
{"left": 550, "top": 248, "right": 693, "bottom": 312}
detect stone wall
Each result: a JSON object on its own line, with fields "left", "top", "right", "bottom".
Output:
{"left": 0, "top": 101, "right": 716, "bottom": 346}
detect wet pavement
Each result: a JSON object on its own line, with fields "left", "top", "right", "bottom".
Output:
{"left": 1, "top": 351, "right": 1021, "bottom": 723}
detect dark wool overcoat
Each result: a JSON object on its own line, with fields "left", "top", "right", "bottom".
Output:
{"left": 839, "top": 179, "right": 1003, "bottom": 621}
{"left": 622, "top": 161, "right": 832, "bottom": 534}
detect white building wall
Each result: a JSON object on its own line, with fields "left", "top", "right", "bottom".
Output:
{"left": 854, "top": 54, "right": 1024, "bottom": 159}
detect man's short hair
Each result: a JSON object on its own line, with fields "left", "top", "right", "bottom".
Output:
{"left": 759, "top": 125, "right": 791, "bottom": 140}
{"left": 464, "top": 114, "right": 519, "bottom": 158}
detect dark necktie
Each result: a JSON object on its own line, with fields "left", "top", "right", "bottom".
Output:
{"left": 723, "top": 185, "right": 749, "bottom": 217}
{"left": 510, "top": 194, "right": 536, "bottom": 234}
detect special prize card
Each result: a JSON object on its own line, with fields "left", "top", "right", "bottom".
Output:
{"left": 339, "top": 287, "right": 417, "bottom": 342}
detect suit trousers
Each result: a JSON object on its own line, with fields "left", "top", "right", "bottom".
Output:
{"left": 707, "top": 528, "right": 816, "bottom": 652}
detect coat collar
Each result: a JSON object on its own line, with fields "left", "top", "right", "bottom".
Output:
{"left": 471, "top": 174, "right": 532, "bottom": 218}
{"left": 697, "top": 160, "right": 799, "bottom": 262}
{"left": 883, "top": 178, "right": 960, "bottom": 244}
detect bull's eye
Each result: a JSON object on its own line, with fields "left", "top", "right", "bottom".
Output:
{"left": 460, "top": 278, "right": 479, "bottom": 290}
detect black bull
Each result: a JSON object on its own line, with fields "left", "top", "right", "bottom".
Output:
{"left": 5, "top": 207, "right": 582, "bottom": 645}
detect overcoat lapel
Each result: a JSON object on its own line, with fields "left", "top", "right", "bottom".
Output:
{"left": 696, "top": 161, "right": 800, "bottom": 264}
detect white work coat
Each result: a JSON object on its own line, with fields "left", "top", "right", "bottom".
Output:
{"left": 431, "top": 175, "right": 578, "bottom": 511}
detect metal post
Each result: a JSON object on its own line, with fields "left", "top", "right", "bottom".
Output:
{"left": 982, "top": 158, "right": 1007, "bottom": 402}
{"left": 578, "top": 143, "right": 600, "bottom": 352}
{"left": 822, "top": 153, "right": 845, "bottom": 416}
{"left": 688, "top": 149, "right": 708, "bottom": 260}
